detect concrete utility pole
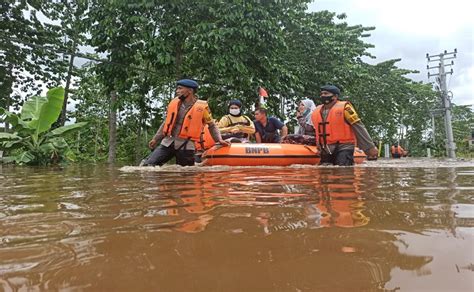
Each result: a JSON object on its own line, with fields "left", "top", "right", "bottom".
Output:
{"left": 426, "top": 49, "right": 457, "bottom": 159}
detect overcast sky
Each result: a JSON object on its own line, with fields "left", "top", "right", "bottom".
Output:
{"left": 309, "top": 0, "right": 473, "bottom": 106}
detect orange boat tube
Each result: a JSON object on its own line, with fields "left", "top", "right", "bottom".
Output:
{"left": 202, "top": 143, "right": 366, "bottom": 166}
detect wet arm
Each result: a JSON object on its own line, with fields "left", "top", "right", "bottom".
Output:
{"left": 238, "top": 118, "right": 256, "bottom": 134}
{"left": 271, "top": 117, "right": 287, "bottom": 136}
{"left": 208, "top": 121, "right": 224, "bottom": 142}
{"left": 343, "top": 104, "right": 376, "bottom": 153}
{"left": 152, "top": 121, "right": 165, "bottom": 142}
{"left": 204, "top": 106, "right": 229, "bottom": 145}
{"left": 351, "top": 122, "right": 376, "bottom": 153}
{"left": 219, "top": 126, "right": 238, "bottom": 133}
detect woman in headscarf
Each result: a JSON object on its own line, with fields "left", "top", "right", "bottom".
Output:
{"left": 296, "top": 99, "right": 316, "bottom": 136}
{"left": 282, "top": 99, "right": 316, "bottom": 145}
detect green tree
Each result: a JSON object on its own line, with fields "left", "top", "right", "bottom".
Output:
{"left": 451, "top": 104, "right": 473, "bottom": 157}
{"left": 62, "top": 1, "right": 441, "bottom": 162}
{"left": 69, "top": 63, "right": 110, "bottom": 162}
{"left": 52, "top": 0, "right": 89, "bottom": 126}
{"left": 0, "top": 1, "right": 68, "bottom": 129}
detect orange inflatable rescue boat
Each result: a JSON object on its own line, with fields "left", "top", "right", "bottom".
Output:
{"left": 202, "top": 143, "right": 366, "bottom": 166}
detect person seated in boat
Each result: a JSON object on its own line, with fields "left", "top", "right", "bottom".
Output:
{"left": 282, "top": 98, "right": 316, "bottom": 145}
{"left": 217, "top": 99, "right": 255, "bottom": 143}
{"left": 391, "top": 143, "right": 406, "bottom": 158}
{"left": 311, "top": 85, "right": 378, "bottom": 165}
{"left": 296, "top": 99, "right": 317, "bottom": 136}
{"left": 253, "top": 108, "right": 288, "bottom": 143}
{"left": 142, "top": 79, "right": 229, "bottom": 167}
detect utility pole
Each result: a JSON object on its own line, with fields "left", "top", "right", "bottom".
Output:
{"left": 426, "top": 49, "right": 457, "bottom": 159}
{"left": 431, "top": 113, "right": 436, "bottom": 145}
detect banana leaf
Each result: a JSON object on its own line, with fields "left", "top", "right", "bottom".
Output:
{"left": 16, "top": 151, "right": 35, "bottom": 164}
{"left": 47, "top": 122, "right": 88, "bottom": 137}
{"left": 0, "top": 132, "right": 20, "bottom": 141}
{"left": 0, "top": 108, "right": 29, "bottom": 130}
{"left": 21, "top": 95, "right": 48, "bottom": 120}
{"left": 28, "top": 87, "right": 65, "bottom": 135}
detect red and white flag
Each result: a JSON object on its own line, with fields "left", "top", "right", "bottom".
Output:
{"left": 258, "top": 87, "right": 268, "bottom": 106}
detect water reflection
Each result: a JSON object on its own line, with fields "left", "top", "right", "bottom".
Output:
{"left": 0, "top": 161, "right": 473, "bottom": 291}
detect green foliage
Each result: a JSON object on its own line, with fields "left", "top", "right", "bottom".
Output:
{"left": 450, "top": 105, "right": 473, "bottom": 157}
{"left": 0, "top": 87, "right": 87, "bottom": 165}
{"left": 66, "top": 65, "right": 110, "bottom": 162}
{"left": 421, "top": 101, "right": 473, "bottom": 158}
{"left": 0, "top": 1, "right": 68, "bottom": 112}
{"left": 343, "top": 59, "right": 439, "bottom": 156}
{"left": 2, "top": 1, "right": 444, "bottom": 162}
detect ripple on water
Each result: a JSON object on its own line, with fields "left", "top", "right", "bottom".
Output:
{"left": 1, "top": 162, "right": 473, "bottom": 291}
{"left": 120, "top": 158, "right": 474, "bottom": 172}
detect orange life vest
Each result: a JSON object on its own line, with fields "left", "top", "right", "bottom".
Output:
{"left": 311, "top": 101, "right": 356, "bottom": 146}
{"left": 391, "top": 145, "right": 403, "bottom": 154}
{"left": 195, "top": 124, "right": 216, "bottom": 151}
{"left": 163, "top": 98, "right": 207, "bottom": 142}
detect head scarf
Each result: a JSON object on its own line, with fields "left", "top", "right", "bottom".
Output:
{"left": 228, "top": 99, "right": 242, "bottom": 109}
{"left": 228, "top": 99, "right": 243, "bottom": 117}
{"left": 300, "top": 99, "right": 316, "bottom": 125}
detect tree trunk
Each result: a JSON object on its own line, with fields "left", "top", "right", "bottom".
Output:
{"left": 59, "top": 46, "right": 76, "bottom": 126}
{"left": 4, "top": 93, "right": 10, "bottom": 132}
{"left": 0, "top": 65, "right": 14, "bottom": 131}
{"left": 135, "top": 123, "right": 142, "bottom": 164}
{"left": 107, "top": 90, "right": 117, "bottom": 164}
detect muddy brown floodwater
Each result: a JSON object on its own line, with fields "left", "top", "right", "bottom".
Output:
{"left": 1, "top": 158, "right": 473, "bottom": 291}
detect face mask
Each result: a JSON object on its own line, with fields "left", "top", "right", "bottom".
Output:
{"left": 229, "top": 108, "right": 241, "bottom": 116}
{"left": 320, "top": 95, "right": 334, "bottom": 104}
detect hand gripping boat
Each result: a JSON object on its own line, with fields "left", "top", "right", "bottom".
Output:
{"left": 201, "top": 143, "right": 366, "bottom": 166}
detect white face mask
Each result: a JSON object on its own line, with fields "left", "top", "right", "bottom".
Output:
{"left": 229, "top": 108, "right": 240, "bottom": 115}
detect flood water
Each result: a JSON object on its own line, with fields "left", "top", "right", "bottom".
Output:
{"left": 1, "top": 159, "right": 473, "bottom": 291}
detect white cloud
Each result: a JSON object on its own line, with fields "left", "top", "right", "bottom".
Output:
{"left": 352, "top": 0, "right": 473, "bottom": 37}
{"left": 308, "top": 0, "right": 474, "bottom": 105}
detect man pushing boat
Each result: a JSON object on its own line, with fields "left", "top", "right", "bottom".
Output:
{"left": 142, "top": 79, "right": 229, "bottom": 166}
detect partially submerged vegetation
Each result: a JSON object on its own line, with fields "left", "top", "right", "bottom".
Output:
{"left": 1, "top": 1, "right": 472, "bottom": 165}
{"left": 0, "top": 88, "right": 87, "bottom": 165}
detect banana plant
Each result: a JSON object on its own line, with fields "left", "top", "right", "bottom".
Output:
{"left": 0, "top": 87, "right": 87, "bottom": 165}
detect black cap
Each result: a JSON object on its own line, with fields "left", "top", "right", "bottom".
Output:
{"left": 177, "top": 79, "right": 199, "bottom": 89}
{"left": 320, "top": 85, "right": 340, "bottom": 96}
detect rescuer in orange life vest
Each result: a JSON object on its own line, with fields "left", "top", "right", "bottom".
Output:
{"left": 391, "top": 143, "right": 406, "bottom": 158}
{"left": 142, "top": 79, "right": 230, "bottom": 166}
{"left": 311, "top": 85, "right": 379, "bottom": 165}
